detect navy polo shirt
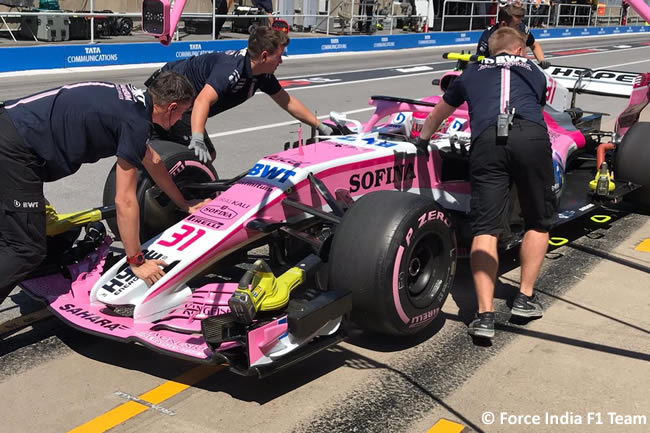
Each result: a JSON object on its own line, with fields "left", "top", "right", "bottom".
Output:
{"left": 476, "top": 23, "right": 535, "bottom": 57}
{"left": 5, "top": 82, "right": 152, "bottom": 182}
{"left": 443, "top": 54, "right": 547, "bottom": 141}
{"left": 162, "top": 50, "right": 282, "bottom": 118}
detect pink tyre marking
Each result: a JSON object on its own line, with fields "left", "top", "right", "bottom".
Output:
{"left": 392, "top": 245, "right": 410, "bottom": 324}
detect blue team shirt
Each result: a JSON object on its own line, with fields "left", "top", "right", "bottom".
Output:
{"left": 5, "top": 82, "right": 152, "bottom": 182}
{"left": 476, "top": 23, "right": 535, "bottom": 57}
{"left": 443, "top": 54, "right": 547, "bottom": 141}
{"left": 162, "top": 50, "right": 282, "bottom": 117}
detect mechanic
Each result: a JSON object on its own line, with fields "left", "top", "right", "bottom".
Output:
{"left": 358, "top": 0, "right": 376, "bottom": 34}
{"left": 0, "top": 72, "right": 208, "bottom": 307}
{"left": 147, "top": 26, "right": 333, "bottom": 163}
{"left": 476, "top": 2, "right": 549, "bottom": 68}
{"left": 253, "top": 0, "right": 274, "bottom": 26}
{"left": 416, "top": 27, "right": 554, "bottom": 339}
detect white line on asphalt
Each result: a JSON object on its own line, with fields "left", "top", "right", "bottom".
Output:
{"left": 208, "top": 106, "right": 376, "bottom": 138}
{"left": 285, "top": 70, "right": 439, "bottom": 93}
{"left": 546, "top": 44, "right": 650, "bottom": 60}
{"left": 601, "top": 58, "right": 650, "bottom": 68}
{"left": 279, "top": 43, "right": 650, "bottom": 80}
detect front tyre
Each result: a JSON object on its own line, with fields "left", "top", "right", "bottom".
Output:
{"left": 102, "top": 140, "right": 218, "bottom": 241}
{"left": 328, "top": 191, "right": 457, "bottom": 336}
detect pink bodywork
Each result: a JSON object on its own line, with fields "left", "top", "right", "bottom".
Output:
{"left": 22, "top": 68, "right": 641, "bottom": 361}
{"left": 616, "top": 73, "right": 650, "bottom": 137}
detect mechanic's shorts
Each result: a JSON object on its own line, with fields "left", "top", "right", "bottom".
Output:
{"left": 469, "top": 118, "right": 555, "bottom": 236}
{"left": 253, "top": 0, "right": 273, "bottom": 13}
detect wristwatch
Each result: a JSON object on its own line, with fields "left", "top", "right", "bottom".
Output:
{"left": 126, "top": 251, "right": 146, "bottom": 266}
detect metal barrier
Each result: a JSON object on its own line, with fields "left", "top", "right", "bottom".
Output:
{"left": 554, "top": 3, "right": 593, "bottom": 27}
{"left": 0, "top": 0, "right": 645, "bottom": 45}
{"left": 441, "top": 0, "right": 497, "bottom": 31}
{"left": 0, "top": 8, "right": 423, "bottom": 42}
{"left": 439, "top": 0, "right": 640, "bottom": 32}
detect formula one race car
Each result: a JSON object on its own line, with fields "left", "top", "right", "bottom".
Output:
{"left": 19, "top": 53, "right": 650, "bottom": 377}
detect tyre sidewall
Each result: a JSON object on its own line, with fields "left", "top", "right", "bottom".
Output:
{"left": 377, "top": 203, "right": 457, "bottom": 334}
{"left": 329, "top": 191, "right": 457, "bottom": 336}
{"left": 102, "top": 140, "right": 217, "bottom": 240}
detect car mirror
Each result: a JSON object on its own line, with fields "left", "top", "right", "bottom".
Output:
{"left": 142, "top": 0, "right": 170, "bottom": 37}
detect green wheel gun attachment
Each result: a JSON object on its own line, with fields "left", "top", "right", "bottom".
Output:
{"left": 589, "top": 161, "right": 615, "bottom": 196}
{"left": 228, "top": 259, "right": 306, "bottom": 324}
{"left": 443, "top": 52, "right": 485, "bottom": 71}
{"left": 45, "top": 203, "right": 116, "bottom": 236}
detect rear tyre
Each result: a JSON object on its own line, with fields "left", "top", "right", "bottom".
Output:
{"left": 328, "top": 191, "right": 457, "bottom": 336}
{"left": 614, "top": 122, "right": 650, "bottom": 211}
{"left": 102, "top": 140, "right": 218, "bottom": 241}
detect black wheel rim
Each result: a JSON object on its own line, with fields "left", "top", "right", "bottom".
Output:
{"left": 142, "top": 165, "right": 215, "bottom": 238}
{"left": 404, "top": 232, "right": 446, "bottom": 309}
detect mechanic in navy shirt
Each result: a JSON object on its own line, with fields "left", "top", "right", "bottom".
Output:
{"left": 0, "top": 72, "right": 208, "bottom": 306}
{"left": 149, "top": 26, "right": 332, "bottom": 163}
{"left": 417, "top": 27, "right": 554, "bottom": 339}
{"left": 476, "top": 2, "right": 548, "bottom": 68}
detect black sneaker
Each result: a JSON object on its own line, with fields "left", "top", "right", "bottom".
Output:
{"left": 511, "top": 293, "right": 544, "bottom": 318}
{"left": 468, "top": 312, "right": 495, "bottom": 338}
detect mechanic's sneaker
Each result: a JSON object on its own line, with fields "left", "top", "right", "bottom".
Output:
{"left": 511, "top": 293, "right": 544, "bottom": 318}
{"left": 468, "top": 312, "right": 495, "bottom": 339}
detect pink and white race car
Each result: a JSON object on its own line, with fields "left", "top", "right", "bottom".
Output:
{"left": 19, "top": 55, "right": 650, "bottom": 377}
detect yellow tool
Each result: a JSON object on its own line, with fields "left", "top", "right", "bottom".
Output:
{"left": 45, "top": 204, "right": 104, "bottom": 236}
{"left": 228, "top": 259, "right": 305, "bottom": 324}
{"left": 443, "top": 52, "right": 485, "bottom": 62}
{"left": 589, "top": 161, "right": 615, "bottom": 194}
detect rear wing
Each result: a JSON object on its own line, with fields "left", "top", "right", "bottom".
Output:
{"left": 548, "top": 66, "right": 641, "bottom": 98}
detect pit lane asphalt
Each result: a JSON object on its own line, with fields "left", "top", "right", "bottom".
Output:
{"left": 0, "top": 33, "right": 649, "bottom": 433}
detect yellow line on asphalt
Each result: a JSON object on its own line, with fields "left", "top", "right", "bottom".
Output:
{"left": 0, "top": 308, "right": 52, "bottom": 337}
{"left": 427, "top": 418, "right": 466, "bottom": 433}
{"left": 635, "top": 238, "right": 650, "bottom": 252}
{"left": 68, "top": 364, "right": 225, "bottom": 433}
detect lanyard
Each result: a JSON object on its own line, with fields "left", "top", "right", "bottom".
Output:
{"left": 500, "top": 66, "right": 511, "bottom": 115}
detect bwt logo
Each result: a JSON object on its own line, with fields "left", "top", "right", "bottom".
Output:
{"left": 190, "top": 43, "right": 202, "bottom": 50}
{"left": 248, "top": 163, "right": 297, "bottom": 183}
{"left": 331, "top": 38, "right": 339, "bottom": 43}
{"left": 13, "top": 200, "right": 39, "bottom": 209}
{"left": 85, "top": 47, "right": 101, "bottom": 54}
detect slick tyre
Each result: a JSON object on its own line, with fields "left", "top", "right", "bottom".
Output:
{"left": 328, "top": 191, "right": 457, "bottom": 336}
{"left": 614, "top": 122, "right": 650, "bottom": 211}
{"left": 103, "top": 140, "right": 218, "bottom": 241}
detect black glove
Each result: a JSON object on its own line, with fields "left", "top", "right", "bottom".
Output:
{"left": 414, "top": 137, "right": 430, "bottom": 156}
{"left": 539, "top": 60, "right": 551, "bottom": 70}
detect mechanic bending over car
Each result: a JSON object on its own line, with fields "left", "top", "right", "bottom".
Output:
{"left": 0, "top": 72, "right": 209, "bottom": 307}
{"left": 146, "top": 26, "right": 333, "bottom": 164}
{"left": 416, "top": 27, "right": 555, "bottom": 339}
{"left": 476, "top": 1, "right": 550, "bottom": 69}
